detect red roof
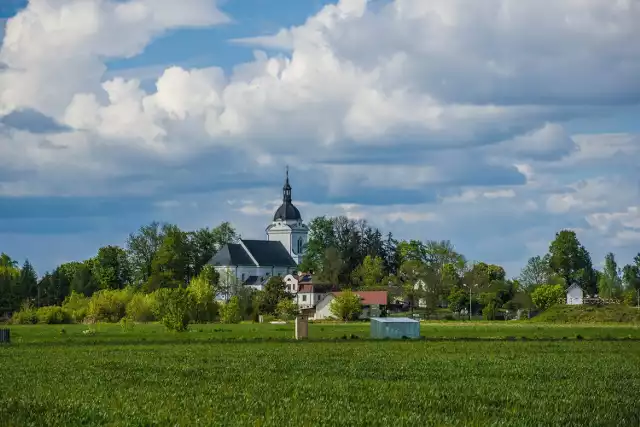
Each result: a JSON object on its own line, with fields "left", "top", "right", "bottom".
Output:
{"left": 298, "top": 284, "right": 314, "bottom": 293}
{"left": 332, "top": 291, "right": 387, "bottom": 305}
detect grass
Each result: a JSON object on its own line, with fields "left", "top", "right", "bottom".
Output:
{"left": 1, "top": 323, "right": 640, "bottom": 426}
{"left": 531, "top": 304, "right": 640, "bottom": 323}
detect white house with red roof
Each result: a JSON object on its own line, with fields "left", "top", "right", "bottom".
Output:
{"left": 283, "top": 273, "right": 388, "bottom": 319}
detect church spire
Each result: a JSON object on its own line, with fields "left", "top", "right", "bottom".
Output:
{"left": 283, "top": 166, "right": 292, "bottom": 203}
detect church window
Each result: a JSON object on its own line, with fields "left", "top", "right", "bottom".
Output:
{"left": 297, "top": 237, "right": 303, "bottom": 254}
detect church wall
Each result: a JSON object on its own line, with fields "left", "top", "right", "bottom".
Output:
{"left": 214, "top": 265, "right": 296, "bottom": 298}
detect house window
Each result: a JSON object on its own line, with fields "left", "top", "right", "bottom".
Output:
{"left": 302, "top": 295, "right": 307, "bottom": 302}
{"left": 241, "top": 273, "right": 245, "bottom": 281}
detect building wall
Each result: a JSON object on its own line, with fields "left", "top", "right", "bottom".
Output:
{"left": 214, "top": 265, "right": 295, "bottom": 299}
{"left": 267, "top": 220, "right": 308, "bottom": 265}
{"left": 566, "top": 286, "right": 584, "bottom": 305}
{"left": 314, "top": 295, "right": 335, "bottom": 320}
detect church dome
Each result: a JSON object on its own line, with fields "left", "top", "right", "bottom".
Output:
{"left": 273, "top": 202, "right": 302, "bottom": 221}
{"left": 273, "top": 167, "right": 302, "bottom": 222}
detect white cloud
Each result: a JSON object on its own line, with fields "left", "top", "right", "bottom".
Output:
{"left": 2, "top": 0, "right": 640, "bottom": 275}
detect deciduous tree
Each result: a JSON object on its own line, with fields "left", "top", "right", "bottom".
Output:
{"left": 330, "top": 290, "right": 362, "bottom": 321}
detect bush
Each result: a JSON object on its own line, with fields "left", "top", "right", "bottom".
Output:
{"left": 149, "top": 288, "right": 173, "bottom": 321}
{"left": 276, "top": 298, "right": 298, "bottom": 321}
{"left": 11, "top": 302, "right": 38, "bottom": 325}
{"left": 86, "top": 288, "right": 134, "bottom": 322}
{"left": 36, "top": 306, "right": 73, "bottom": 324}
{"left": 220, "top": 296, "right": 242, "bottom": 324}
{"left": 62, "top": 291, "right": 89, "bottom": 323}
{"left": 126, "top": 293, "right": 156, "bottom": 322}
{"left": 161, "top": 288, "right": 192, "bottom": 332}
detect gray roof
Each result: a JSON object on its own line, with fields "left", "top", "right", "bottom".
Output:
{"left": 242, "top": 240, "right": 297, "bottom": 267}
{"left": 208, "top": 239, "right": 297, "bottom": 268}
{"left": 370, "top": 317, "right": 419, "bottom": 323}
{"left": 208, "top": 243, "right": 255, "bottom": 266}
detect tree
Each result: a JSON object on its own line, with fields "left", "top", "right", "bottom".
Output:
{"left": 396, "top": 240, "right": 428, "bottom": 265}
{"left": 127, "top": 221, "right": 165, "bottom": 286}
{"left": 17, "top": 259, "right": 38, "bottom": 303}
{"left": 317, "top": 247, "right": 343, "bottom": 285}
{"left": 622, "top": 254, "right": 640, "bottom": 292}
{"left": 599, "top": 252, "right": 623, "bottom": 298}
{"left": 548, "top": 230, "right": 596, "bottom": 294}
{"left": 330, "top": 290, "right": 362, "bottom": 321}
{"left": 351, "top": 255, "right": 387, "bottom": 289}
{"left": 187, "top": 268, "right": 218, "bottom": 323}
{"left": 145, "top": 225, "right": 191, "bottom": 291}
{"left": 299, "top": 216, "right": 336, "bottom": 273}
{"left": 0, "top": 256, "right": 20, "bottom": 315}
{"left": 220, "top": 296, "right": 242, "bottom": 324}
{"left": 188, "top": 223, "right": 239, "bottom": 277}
{"left": 518, "top": 255, "right": 553, "bottom": 291}
{"left": 531, "top": 284, "right": 565, "bottom": 310}
{"left": 94, "top": 246, "right": 131, "bottom": 290}
{"left": 70, "top": 260, "right": 99, "bottom": 297}
{"left": 447, "top": 287, "right": 468, "bottom": 318}
{"left": 276, "top": 298, "right": 299, "bottom": 320}
{"left": 259, "top": 276, "right": 290, "bottom": 315}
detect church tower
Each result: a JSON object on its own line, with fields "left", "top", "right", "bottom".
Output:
{"left": 266, "top": 168, "right": 309, "bottom": 265}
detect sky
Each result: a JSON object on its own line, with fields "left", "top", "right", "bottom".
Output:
{"left": 1, "top": 0, "right": 640, "bottom": 277}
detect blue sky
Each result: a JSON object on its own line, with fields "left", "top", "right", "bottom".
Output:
{"left": 1, "top": 0, "right": 640, "bottom": 277}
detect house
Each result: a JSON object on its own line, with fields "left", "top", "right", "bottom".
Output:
{"left": 566, "top": 283, "right": 584, "bottom": 305}
{"left": 207, "top": 169, "right": 308, "bottom": 297}
{"left": 283, "top": 273, "right": 336, "bottom": 309}
{"left": 314, "top": 291, "right": 388, "bottom": 320}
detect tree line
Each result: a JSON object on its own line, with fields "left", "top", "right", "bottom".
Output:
{"left": 2, "top": 215, "right": 640, "bottom": 324}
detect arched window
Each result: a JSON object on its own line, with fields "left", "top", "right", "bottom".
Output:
{"left": 297, "top": 237, "right": 303, "bottom": 254}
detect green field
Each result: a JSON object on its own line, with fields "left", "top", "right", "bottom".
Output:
{"left": 2, "top": 322, "right": 640, "bottom": 426}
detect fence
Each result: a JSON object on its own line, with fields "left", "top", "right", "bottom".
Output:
{"left": 0, "top": 329, "right": 9, "bottom": 344}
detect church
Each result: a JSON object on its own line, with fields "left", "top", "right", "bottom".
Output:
{"left": 208, "top": 169, "right": 309, "bottom": 294}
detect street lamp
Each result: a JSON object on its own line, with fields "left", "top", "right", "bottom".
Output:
{"left": 463, "top": 283, "right": 478, "bottom": 321}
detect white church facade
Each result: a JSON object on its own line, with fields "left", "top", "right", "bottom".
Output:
{"left": 207, "top": 169, "right": 308, "bottom": 294}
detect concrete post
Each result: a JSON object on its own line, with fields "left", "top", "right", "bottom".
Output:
{"left": 295, "top": 315, "right": 308, "bottom": 340}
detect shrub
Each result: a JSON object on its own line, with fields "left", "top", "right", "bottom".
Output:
{"left": 161, "top": 288, "right": 192, "bottom": 332}
{"left": 62, "top": 291, "right": 89, "bottom": 323}
{"left": 531, "top": 284, "right": 565, "bottom": 310}
{"left": 11, "top": 302, "right": 38, "bottom": 325}
{"left": 276, "top": 298, "right": 298, "bottom": 321}
{"left": 220, "top": 296, "right": 242, "bottom": 324}
{"left": 126, "top": 293, "right": 155, "bottom": 322}
{"left": 36, "top": 306, "right": 73, "bottom": 324}
{"left": 86, "top": 288, "right": 134, "bottom": 322}
{"left": 149, "top": 288, "right": 173, "bottom": 321}
{"left": 187, "top": 271, "right": 219, "bottom": 323}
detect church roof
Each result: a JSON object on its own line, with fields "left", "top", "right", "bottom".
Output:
{"left": 208, "top": 239, "right": 297, "bottom": 268}
{"left": 273, "top": 203, "right": 301, "bottom": 221}
{"left": 242, "top": 240, "right": 298, "bottom": 267}
{"left": 208, "top": 243, "right": 255, "bottom": 266}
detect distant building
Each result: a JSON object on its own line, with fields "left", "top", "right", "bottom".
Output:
{"left": 314, "top": 291, "right": 388, "bottom": 320}
{"left": 566, "top": 283, "right": 584, "bottom": 305}
{"left": 207, "top": 169, "right": 308, "bottom": 295}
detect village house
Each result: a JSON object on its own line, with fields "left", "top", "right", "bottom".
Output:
{"left": 566, "top": 283, "right": 584, "bottom": 305}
